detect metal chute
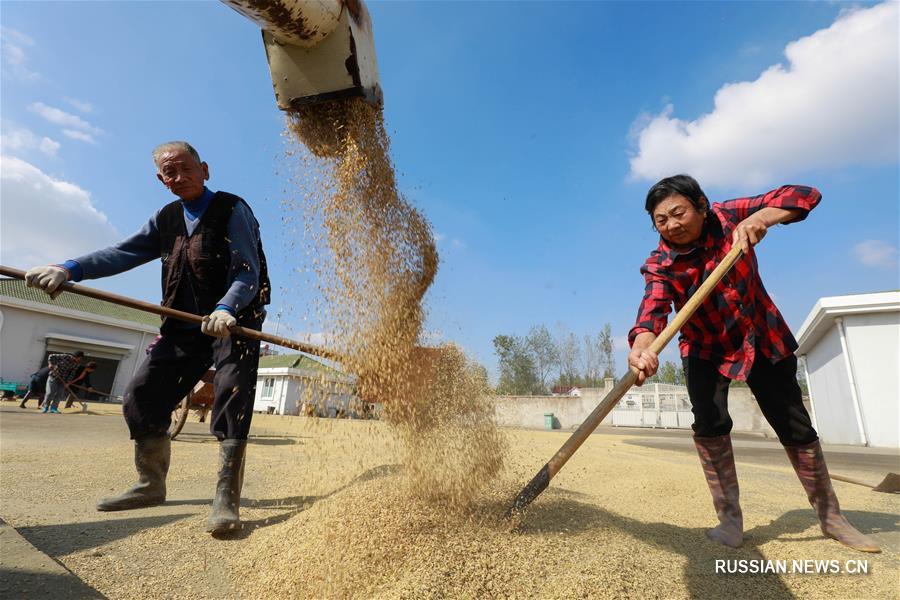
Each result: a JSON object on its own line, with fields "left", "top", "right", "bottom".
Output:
{"left": 222, "top": 0, "right": 382, "bottom": 109}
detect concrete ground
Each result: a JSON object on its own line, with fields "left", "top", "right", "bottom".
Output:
{"left": 1, "top": 400, "right": 897, "bottom": 599}
{"left": 596, "top": 425, "right": 900, "bottom": 486}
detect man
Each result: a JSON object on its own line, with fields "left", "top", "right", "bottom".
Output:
{"left": 19, "top": 366, "right": 51, "bottom": 409}
{"left": 26, "top": 141, "right": 270, "bottom": 535}
{"left": 42, "top": 351, "right": 84, "bottom": 413}
{"left": 65, "top": 361, "right": 98, "bottom": 409}
{"left": 627, "top": 174, "right": 879, "bottom": 553}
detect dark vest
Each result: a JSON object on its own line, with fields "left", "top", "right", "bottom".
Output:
{"left": 157, "top": 192, "right": 270, "bottom": 329}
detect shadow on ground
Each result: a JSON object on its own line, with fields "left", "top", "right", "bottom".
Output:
{"left": 171, "top": 432, "right": 307, "bottom": 445}
{"left": 748, "top": 508, "right": 899, "bottom": 552}
{"left": 0, "top": 568, "right": 106, "bottom": 599}
{"left": 211, "top": 464, "right": 404, "bottom": 540}
{"left": 514, "top": 488, "right": 897, "bottom": 599}
{"left": 16, "top": 514, "right": 194, "bottom": 557}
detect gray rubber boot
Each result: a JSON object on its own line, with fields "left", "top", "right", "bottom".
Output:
{"left": 97, "top": 434, "right": 170, "bottom": 511}
{"left": 206, "top": 439, "right": 247, "bottom": 535}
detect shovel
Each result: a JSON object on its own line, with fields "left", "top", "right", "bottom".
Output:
{"left": 507, "top": 244, "right": 744, "bottom": 517}
{"left": 831, "top": 472, "right": 900, "bottom": 494}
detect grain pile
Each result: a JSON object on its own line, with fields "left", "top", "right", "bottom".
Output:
{"left": 3, "top": 406, "right": 896, "bottom": 599}
{"left": 284, "top": 97, "right": 505, "bottom": 506}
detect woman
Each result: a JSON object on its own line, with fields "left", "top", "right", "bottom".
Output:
{"left": 627, "top": 174, "right": 879, "bottom": 553}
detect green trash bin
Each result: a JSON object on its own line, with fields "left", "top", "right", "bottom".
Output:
{"left": 544, "top": 413, "right": 555, "bottom": 430}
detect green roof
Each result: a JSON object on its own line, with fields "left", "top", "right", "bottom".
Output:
{"left": 0, "top": 279, "right": 161, "bottom": 328}
{"left": 258, "top": 353, "right": 345, "bottom": 377}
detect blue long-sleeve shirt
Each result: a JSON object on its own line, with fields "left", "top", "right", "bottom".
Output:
{"left": 63, "top": 188, "right": 262, "bottom": 314}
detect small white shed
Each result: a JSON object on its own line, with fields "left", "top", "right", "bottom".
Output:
{"left": 253, "top": 353, "right": 357, "bottom": 416}
{"left": 795, "top": 291, "right": 900, "bottom": 448}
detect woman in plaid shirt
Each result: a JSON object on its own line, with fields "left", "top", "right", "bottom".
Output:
{"left": 627, "top": 174, "right": 879, "bottom": 553}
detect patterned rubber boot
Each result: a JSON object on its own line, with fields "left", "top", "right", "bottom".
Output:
{"left": 784, "top": 440, "right": 881, "bottom": 553}
{"left": 97, "top": 434, "right": 170, "bottom": 511}
{"left": 206, "top": 439, "right": 247, "bottom": 535}
{"left": 694, "top": 434, "right": 744, "bottom": 548}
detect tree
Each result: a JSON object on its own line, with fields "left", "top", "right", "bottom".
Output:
{"left": 554, "top": 324, "right": 581, "bottom": 388}
{"left": 493, "top": 334, "right": 539, "bottom": 395}
{"left": 526, "top": 324, "right": 559, "bottom": 394}
{"left": 471, "top": 362, "right": 491, "bottom": 392}
{"left": 580, "top": 333, "right": 601, "bottom": 386}
{"left": 658, "top": 360, "right": 683, "bottom": 385}
{"left": 598, "top": 323, "right": 616, "bottom": 379}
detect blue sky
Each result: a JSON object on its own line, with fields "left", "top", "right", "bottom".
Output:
{"left": 2, "top": 1, "right": 897, "bottom": 379}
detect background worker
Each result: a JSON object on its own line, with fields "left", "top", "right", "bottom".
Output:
{"left": 25, "top": 141, "right": 270, "bottom": 535}
{"left": 43, "top": 351, "right": 84, "bottom": 414}
{"left": 19, "top": 366, "right": 51, "bottom": 409}
{"left": 627, "top": 174, "right": 879, "bottom": 553}
{"left": 65, "top": 361, "right": 98, "bottom": 408}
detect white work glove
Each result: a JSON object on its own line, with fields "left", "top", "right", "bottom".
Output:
{"left": 201, "top": 309, "right": 237, "bottom": 338}
{"left": 25, "top": 265, "right": 69, "bottom": 299}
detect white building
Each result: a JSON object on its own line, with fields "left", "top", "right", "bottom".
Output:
{"left": 254, "top": 353, "right": 358, "bottom": 417}
{"left": 0, "top": 279, "right": 158, "bottom": 398}
{"left": 796, "top": 291, "right": 900, "bottom": 448}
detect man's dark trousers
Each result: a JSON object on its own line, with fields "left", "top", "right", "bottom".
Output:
{"left": 123, "top": 312, "right": 264, "bottom": 441}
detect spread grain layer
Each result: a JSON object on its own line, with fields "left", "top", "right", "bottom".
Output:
{"left": 1, "top": 413, "right": 896, "bottom": 599}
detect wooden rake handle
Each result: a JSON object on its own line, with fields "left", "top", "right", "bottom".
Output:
{"left": 0, "top": 265, "right": 341, "bottom": 362}
{"left": 507, "top": 244, "right": 744, "bottom": 516}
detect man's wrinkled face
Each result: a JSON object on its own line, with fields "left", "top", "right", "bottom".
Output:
{"left": 652, "top": 194, "right": 707, "bottom": 247}
{"left": 156, "top": 150, "right": 209, "bottom": 201}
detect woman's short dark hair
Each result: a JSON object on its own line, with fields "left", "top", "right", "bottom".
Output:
{"left": 645, "top": 174, "right": 709, "bottom": 215}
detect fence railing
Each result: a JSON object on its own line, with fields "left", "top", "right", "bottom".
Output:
{"left": 608, "top": 383, "right": 693, "bottom": 429}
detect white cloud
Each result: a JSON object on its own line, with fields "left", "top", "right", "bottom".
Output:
{"left": 28, "top": 102, "right": 103, "bottom": 136}
{"left": 0, "top": 123, "right": 60, "bottom": 156}
{"left": 629, "top": 2, "right": 899, "bottom": 187}
{"left": 62, "top": 129, "right": 97, "bottom": 144}
{"left": 260, "top": 320, "right": 332, "bottom": 349}
{"left": 297, "top": 332, "right": 329, "bottom": 347}
{"left": 434, "top": 231, "right": 465, "bottom": 250}
{"left": 0, "top": 27, "right": 39, "bottom": 81}
{"left": 853, "top": 240, "right": 899, "bottom": 268}
{"left": 1, "top": 125, "right": 38, "bottom": 151}
{"left": 0, "top": 155, "right": 118, "bottom": 266}
{"left": 64, "top": 97, "right": 94, "bottom": 113}
{"left": 38, "top": 137, "right": 60, "bottom": 156}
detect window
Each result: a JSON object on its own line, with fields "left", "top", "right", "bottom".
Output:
{"left": 261, "top": 377, "right": 275, "bottom": 399}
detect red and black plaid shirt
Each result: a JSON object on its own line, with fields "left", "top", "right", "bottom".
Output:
{"left": 628, "top": 185, "right": 822, "bottom": 380}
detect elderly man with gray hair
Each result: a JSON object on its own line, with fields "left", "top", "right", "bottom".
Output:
{"left": 25, "top": 141, "right": 270, "bottom": 535}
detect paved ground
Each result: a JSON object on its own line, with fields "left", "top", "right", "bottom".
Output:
{"left": 594, "top": 425, "right": 900, "bottom": 485}
{"left": 1, "top": 401, "right": 897, "bottom": 599}
{"left": 0, "top": 401, "right": 315, "bottom": 599}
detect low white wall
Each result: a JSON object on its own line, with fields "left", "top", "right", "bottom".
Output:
{"left": 493, "top": 386, "right": 795, "bottom": 438}
{"left": 493, "top": 395, "right": 598, "bottom": 430}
